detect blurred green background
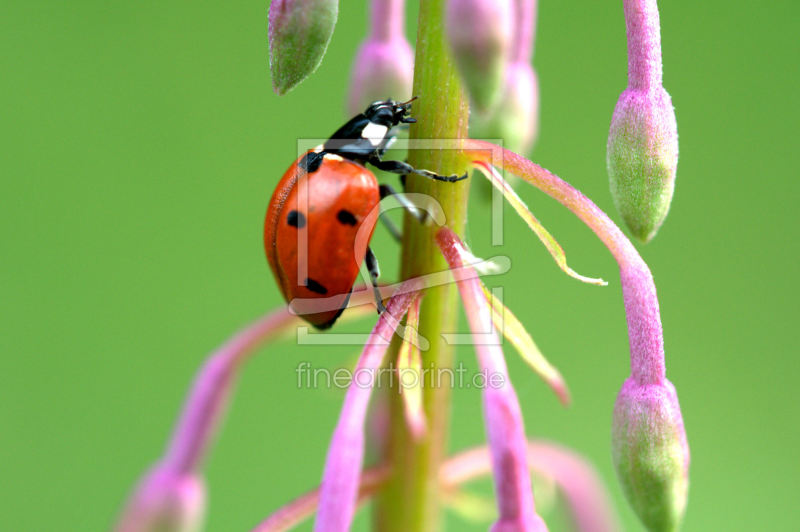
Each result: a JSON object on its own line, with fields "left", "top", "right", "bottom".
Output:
{"left": 2, "top": 1, "right": 798, "bottom": 530}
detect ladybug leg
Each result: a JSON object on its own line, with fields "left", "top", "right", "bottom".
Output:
{"left": 376, "top": 183, "right": 414, "bottom": 242}
{"left": 365, "top": 247, "right": 387, "bottom": 314}
{"left": 368, "top": 158, "right": 468, "bottom": 183}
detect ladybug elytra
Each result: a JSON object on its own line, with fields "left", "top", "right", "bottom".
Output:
{"left": 264, "top": 98, "right": 466, "bottom": 329}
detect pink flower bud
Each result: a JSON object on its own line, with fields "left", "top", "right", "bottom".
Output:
{"left": 347, "top": 40, "right": 413, "bottom": 115}
{"left": 612, "top": 377, "right": 689, "bottom": 531}
{"left": 116, "top": 467, "right": 205, "bottom": 532}
{"left": 347, "top": 0, "right": 414, "bottom": 115}
{"left": 347, "top": 1, "right": 413, "bottom": 115}
{"left": 446, "top": 0, "right": 514, "bottom": 112}
{"left": 607, "top": 86, "right": 678, "bottom": 243}
{"left": 470, "top": 0, "right": 539, "bottom": 202}
{"left": 268, "top": 0, "right": 339, "bottom": 95}
{"left": 470, "top": 61, "right": 539, "bottom": 154}
{"left": 607, "top": 0, "right": 678, "bottom": 243}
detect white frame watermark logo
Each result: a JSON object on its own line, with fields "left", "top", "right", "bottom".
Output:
{"left": 295, "top": 361, "right": 507, "bottom": 391}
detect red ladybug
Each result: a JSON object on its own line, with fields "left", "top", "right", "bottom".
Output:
{"left": 264, "top": 98, "right": 465, "bottom": 329}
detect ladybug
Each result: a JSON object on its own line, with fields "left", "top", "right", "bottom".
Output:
{"left": 264, "top": 98, "right": 466, "bottom": 329}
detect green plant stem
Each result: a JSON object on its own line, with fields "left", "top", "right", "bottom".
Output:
{"left": 375, "top": 1, "right": 470, "bottom": 530}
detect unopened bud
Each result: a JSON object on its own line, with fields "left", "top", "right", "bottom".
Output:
{"left": 347, "top": 37, "right": 414, "bottom": 116}
{"left": 116, "top": 467, "right": 205, "bottom": 532}
{"left": 268, "top": 0, "right": 339, "bottom": 95}
{"left": 607, "top": 87, "right": 678, "bottom": 243}
{"left": 446, "top": 0, "right": 513, "bottom": 112}
{"left": 470, "top": 61, "right": 539, "bottom": 158}
{"left": 612, "top": 377, "right": 689, "bottom": 531}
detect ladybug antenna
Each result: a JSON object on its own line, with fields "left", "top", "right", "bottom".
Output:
{"left": 399, "top": 96, "right": 418, "bottom": 107}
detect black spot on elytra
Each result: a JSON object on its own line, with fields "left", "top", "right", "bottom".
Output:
{"left": 286, "top": 210, "right": 305, "bottom": 228}
{"left": 336, "top": 209, "right": 357, "bottom": 226}
{"left": 304, "top": 278, "right": 328, "bottom": 295}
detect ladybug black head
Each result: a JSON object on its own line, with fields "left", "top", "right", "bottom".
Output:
{"left": 363, "top": 98, "right": 418, "bottom": 128}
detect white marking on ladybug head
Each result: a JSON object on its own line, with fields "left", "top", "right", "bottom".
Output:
{"left": 323, "top": 153, "right": 344, "bottom": 162}
{"left": 361, "top": 122, "right": 389, "bottom": 146}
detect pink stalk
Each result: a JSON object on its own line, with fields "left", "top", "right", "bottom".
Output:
{"left": 254, "top": 466, "right": 390, "bottom": 532}
{"left": 512, "top": 0, "right": 536, "bottom": 64}
{"left": 623, "top": 0, "right": 663, "bottom": 90}
{"left": 462, "top": 140, "right": 664, "bottom": 385}
{"left": 436, "top": 227, "right": 547, "bottom": 532}
{"left": 256, "top": 440, "right": 617, "bottom": 532}
{"left": 441, "top": 442, "right": 620, "bottom": 532}
{"left": 314, "top": 280, "right": 421, "bottom": 532}
{"left": 370, "top": 0, "right": 405, "bottom": 41}
{"left": 525, "top": 443, "right": 620, "bottom": 532}
{"left": 462, "top": 141, "right": 689, "bottom": 529}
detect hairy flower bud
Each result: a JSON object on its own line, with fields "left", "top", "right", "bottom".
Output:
{"left": 470, "top": 62, "right": 538, "bottom": 155}
{"left": 446, "top": 0, "right": 513, "bottom": 112}
{"left": 607, "top": 86, "right": 678, "bottom": 243}
{"left": 612, "top": 377, "right": 689, "bottom": 531}
{"left": 268, "top": 0, "right": 339, "bottom": 95}
{"left": 348, "top": 1, "right": 413, "bottom": 114}
{"left": 608, "top": 0, "right": 678, "bottom": 243}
